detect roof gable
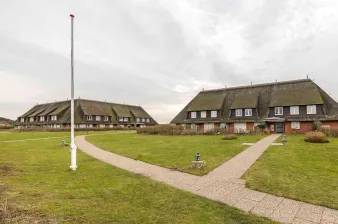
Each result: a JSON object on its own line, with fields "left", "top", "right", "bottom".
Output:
{"left": 80, "top": 100, "right": 114, "bottom": 116}
{"left": 112, "top": 105, "right": 131, "bottom": 117}
{"left": 230, "top": 91, "right": 259, "bottom": 109}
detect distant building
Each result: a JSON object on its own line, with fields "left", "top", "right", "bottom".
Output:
{"left": 16, "top": 99, "right": 157, "bottom": 129}
{"left": 170, "top": 79, "right": 338, "bottom": 134}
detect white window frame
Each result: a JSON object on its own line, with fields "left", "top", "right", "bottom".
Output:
{"left": 87, "top": 115, "right": 92, "bottom": 121}
{"left": 40, "top": 116, "right": 45, "bottom": 122}
{"left": 211, "top": 111, "right": 217, "bottom": 118}
{"left": 291, "top": 121, "right": 300, "bottom": 130}
{"left": 290, "top": 106, "right": 299, "bottom": 115}
{"left": 20, "top": 118, "right": 25, "bottom": 123}
{"left": 307, "top": 105, "right": 316, "bottom": 115}
{"left": 96, "top": 116, "right": 101, "bottom": 121}
{"left": 235, "top": 109, "right": 242, "bottom": 117}
{"left": 191, "top": 124, "right": 196, "bottom": 130}
{"left": 204, "top": 123, "right": 214, "bottom": 132}
{"left": 29, "top": 117, "right": 34, "bottom": 122}
{"left": 146, "top": 118, "right": 150, "bottom": 123}
{"left": 119, "top": 117, "right": 124, "bottom": 122}
{"left": 136, "top": 118, "right": 140, "bottom": 123}
{"left": 51, "top": 116, "right": 57, "bottom": 121}
{"left": 104, "top": 116, "right": 109, "bottom": 121}
{"left": 124, "top": 117, "right": 129, "bottom": 122}
{"left": 141, "top": 118, "right": 145, "bottom": 122}
{"left": 201, "top": 111, "right": 206, "bottom": 118}
{"left": 275, "top": 107, "right": 283, "bottom": 115}
{"left": 245, "top": 109, "right": 252, "bottom": 116}
{"left": 191, "top": 112, "right": 197, "bottom": 119}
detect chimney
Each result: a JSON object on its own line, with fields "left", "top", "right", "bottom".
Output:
{"left": 307, "top": 75, "right": 309, "bottom": 79}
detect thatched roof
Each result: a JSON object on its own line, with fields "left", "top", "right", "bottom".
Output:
{"left": 16, "top": 99, "right": 157, "bottom": 125}
{"left": 171, "top": 79, "right": 338, "bottom": 124}
{"left": 187, "top": 91, "right": 226, "bottom": 111}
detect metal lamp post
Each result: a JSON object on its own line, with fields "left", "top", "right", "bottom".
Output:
{"left": 70, "top": 14, "right": 77, "bottom": 171}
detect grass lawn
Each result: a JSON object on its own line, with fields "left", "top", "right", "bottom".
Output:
{"left": 0, "top": 130, "right": 134, "bottom": 141}
{"left": 86, "top": 134, "right": 264, "bottom": 176}
{"left": 0, "top": 138, "right": 276, "bottom": 224}
{"left": 242, "top": 134, "right": 338, "bottom": 210}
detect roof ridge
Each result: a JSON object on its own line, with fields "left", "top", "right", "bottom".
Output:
{"left": 201, "top": 79, "right": 312, "bottom": 93}
{"left": 31, "top": 99, "right": 143, "bottom": 108}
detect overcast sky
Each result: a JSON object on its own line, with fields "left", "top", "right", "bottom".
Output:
{"left": 1, "top": 0, "right": 338, "bottom": 123}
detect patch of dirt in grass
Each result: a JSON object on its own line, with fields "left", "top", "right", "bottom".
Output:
{"left": 0, "top": 163, "right": 23, "bottom": 176}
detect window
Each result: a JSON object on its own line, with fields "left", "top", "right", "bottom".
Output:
{"left": 51, "top": 116, "right": 57, "bottom": 121}
{"left": 291, "top": 121, "right": 300, "bottom": 129}
{"left": 201, "top": 111, "right": 206, "bottom": 118}
{"left": 234, "top": 123, "right": 246, "bottom": 133}
{"left": 235, "top": 109, "right": 242, "bottom": 117}
{"left": 245, "top": 109, "right": 252, "bottom": 116}
{"left": 104, "top": 116, "right": 109, "bottom": 121}
{"left": 141, "top": 118, "right": 145, "bottom": 122}
{"left": 87, "top": 115, "right": 92, "bottom": 121}
{"left": 40, "top": 116, "right": 45, "bottom": 122}
{"left": 270, "top": 124, "right": 275, "bottom": 131}
{"left": 211, "top": 111, "right": 217, "bottom": 118}
{"left": 191, "top": 112, "right": 196, "bottom": 118}
{"left": 96, "top": 116, "right": 101, "bottom": 121}
{"left": 290, "top": 106, "right": 299, "bottom": 115}
{"left": 119, "top": 117, "right": 124, "bottom": 122}
{"left": 220, "top": 123, "right": 226, "bottom": 129}
{"left": 124, "top": 117, "right": 129, "bottom": 122}
{"left": 136, "top": 118, "right": 140, "bottom": 123}
{"left": 307, "top": 105, "right": 316, "bottom": 114}
{"left": 275, "top": 107, "right": 283, "bottom": 115}
{"left": 20, "top": 118, "right": 25, "bottom": 123}
{"left": 146, "top": 118, "right": 150, "bottom": 123}
{"left": 29, "top": 117, "right": 34, "bottom": 122}
{"left": 191, "top": 124, "right": 196, "bottom": 130}
{"left": 204, "top": 123, "right": 214, "bottom": 132}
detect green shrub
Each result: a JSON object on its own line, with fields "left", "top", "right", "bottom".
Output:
{"left": 222, "top": 134, "right": 237, "bottom": 140}
{"left": 312, "top": 120, "right": 323, "bottom": 131}
{"left": 304, "top": 131, "right": 329, "bottom": 143}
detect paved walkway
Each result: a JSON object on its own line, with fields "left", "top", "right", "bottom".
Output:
{"left": 75, "top": 134, "right": 338, "bottom": 224}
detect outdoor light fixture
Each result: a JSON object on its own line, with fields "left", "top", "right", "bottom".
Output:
{"left": 70, "top": 14, "right": 77, "bottom": 171}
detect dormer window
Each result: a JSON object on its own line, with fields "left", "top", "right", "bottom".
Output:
{"left": 20, "top": 118, "right": 25, "bottom": 123}
{"left": 29, "top": 117, "right": 34, "bottom": 122}
{"left": 235, "top": 109, "right": 242, "bottom": 117}
{"left": 119, "top": 117, "right": 124, "bottom": 122}
{"left": 290, "top": 106, "right": 299, "bottom": 115}
{"left": 191, "top": 112, "right": 196, "bottom": 119}
{"left": 146, "top": 118, "right": 150, "bottom": 123}
{"left": 124, "top": 117, "right": 129, "bottom": 122}
{"left": 96, "top": 116, "right": 101, "bottom": 121}
{"left": 275, "top": 107, "right": 283, "bottom": 115}
{"left": 136, "top": 118, "right": 140, "bottom": 123}
{"left": 245, "top": 109, "right": 252, "bottom": 116}
{"left": 40, "top": 116, "right": 45, "bottom": 122}
{"left": 201, "top": 111, "right": 206, "bottom": 118}
{"left": 141, "top": 118, "right": 145, "bottom": 122}
{"left": 104, "top": 116, "right": 109, "bottom": 121}
{"left": 211, "top": 111, "right": 217, "bottom": 118}
{"left": 307, "top": 105, "right": 316, "bottom": 114}
{"left": 86, "top": 115, "right": 92, "bottom": 121}
{"left": 51, "top": 116, "right": 57, "bottom": 121}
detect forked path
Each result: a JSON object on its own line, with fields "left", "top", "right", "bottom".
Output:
{"left": 75, "top": 135, "right": 338, "bottom": 224}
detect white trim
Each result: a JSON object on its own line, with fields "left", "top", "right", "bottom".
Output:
{"left": 307, "top": 105, "right": 316, "bottom": 114}
{"left": 96, "top": 116, "right": 101, "bottom": 121}
{"left": 290, "top": 106, "right": 299, "bottom": 115}
{"left": 191, "top": 112, "right": 197, "bottom": 119}
{"left": 211, "top": 111, "right": 217, "bottom": 118}
{"left": 275, "top": 107, "right": 283, "bottom": 115}
{"left": 245, "top": 109, "right": 252, "bottom": 116}
{"left": 291, "top": 121, "right": 300, "bottom": 129}
{"left": 201, "top": 111, "right": 206, "bottom": 118}
{"left": 86, "top": 115, "right": 92, "bottom": 121}
{"left": 235, "top": 109, "right": 242, "bottom": 117}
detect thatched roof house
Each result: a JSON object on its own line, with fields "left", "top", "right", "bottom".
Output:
{"left": 171, "top": 79, "right": 338, "bottom": 134}
{"left": 16, "top": 99, "right": 157, "bottom": 129}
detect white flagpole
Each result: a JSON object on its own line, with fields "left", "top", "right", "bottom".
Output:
{"left": 70, "top": 14, "right": 77, "bottom": 171}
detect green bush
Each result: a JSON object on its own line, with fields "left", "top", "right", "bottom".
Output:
{"left": 312, "top": 120, "right": 323, "bottom": 131}
{"left": 304, "top": 131, "right": 329, "bottom": 143}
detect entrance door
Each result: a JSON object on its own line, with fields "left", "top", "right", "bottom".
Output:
{"left": 276, "top": 123, "right": 284, "bottom": 133}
